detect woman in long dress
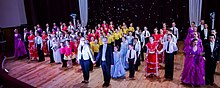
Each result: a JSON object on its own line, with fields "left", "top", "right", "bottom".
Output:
{"left": 14, "top": 29, "right": 27, "bottom": 59}
{"left": 52, "top": 38, "right": 62, "bottom": 63}
{"left": 111, "top": 46, "right": 126, "bottom": 78}
{"left": 145, "top": 36, "right": 159, "bottom": 77}
{"left": 120, "top": 37, "right": 129, "bottom": 70}
{"left": 181, "top": 39, "right": 205, "bottom": 86}
{"left": 28, "top": 30, "right": 38, "bottom": 60}
{"left": 42, "top": 31, "right": 48, "bottom": 55}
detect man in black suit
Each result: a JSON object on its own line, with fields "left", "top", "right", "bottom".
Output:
{"left": 23, "top": 28, "right": 30, "bottom": 59}
{"left": 211, "top": 29, "right": 220, "bottom": 44}
{"left": 204, "top": 34, "right": 220, "bottom": 86}
{"left": 95, "top": 37, "right": 113, "bottom": 87}
{"left": 197, "top": 20, "right": 205, "bottom": 34}
{"left": 200, "top": 24, "right": 209, "bottom": 45}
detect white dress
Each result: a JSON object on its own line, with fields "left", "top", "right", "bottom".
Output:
{"left": 52, "top": 43, "right": 62, "bottom": 63}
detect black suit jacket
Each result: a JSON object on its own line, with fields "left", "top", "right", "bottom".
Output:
{"left": 197, "top": 25, "right": 204, "bottom": 34}
{"left": 200, "top": 29, "right": 210, "bottom": 41}
{"left": 96, "top": 44, "right": 114, "bottom": 66}
{"left": 204, "top": 41, "right": 220, "bottom": 62}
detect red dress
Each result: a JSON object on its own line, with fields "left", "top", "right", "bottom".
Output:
{"left": 62, "top": 26, "right": 68, "bottom": 31}
{"left": 158, "top": 34, "right": 165, "bottom": 63}
{"left": 28, "top": 34, "right": 38, "bottom": 58}
{"left": 152, "top": 34, "right": 161, "bottom": 42}
{"left": 42, "top": 34, "right": 48, "bottom": 54}
{"left": 145, "top": 42, "right": 159, "bottom": 76}
{"left": 163, "top": 28, "right": 167, "bottom": 34}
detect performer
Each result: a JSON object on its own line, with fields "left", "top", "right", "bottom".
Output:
{"left": 163, "top": 29, "right": 177, "bottom": 44}
{"left": 91, "top": 39, "right": 100, "bottom": 67}
{"left": 28, "top": 30, "right": 38, "bottom": 60}
{"left": 143, "top": 26, "right": 151, "bottom": 44}
{"left": 42, "top": 31, "right": 48, "bottom": 55}
{"left": 140, "top": 30, "right": 146, "bottom": 61}
{"left": 52, "top": 38, "right": 62, "bottom": 64}
{"left": 126, "top": 44, "right": 137, "bottom": 80}
{"left": 133, "top": 38, "right": 141, "bottom": 71}
{"left": 47, "top": 35, "right": 55, "bottom": 63}
{"left": 211, "top": 29, "right": 220, "bottom": 44}
{"left": 95, "top": 37, "right": 113, "bottom": 87}
{"left": 35, "top": 31, "right": 45, "bottom": 62}
{"left": 197, "top": 20, "right": 205, "bottom": 34}
{"left": 64, "top": 40, "right": 73, "bottom": 68}
{"left": 145, "top": 36, "right": 159, "bottom": 77}
{"left": 46, "top": 23, "right": 50, "bottom": 33}
{"left": 111, "top": 46, "right": 126, "bottom": 78}
{"left": 162, "top": 23, "right": 167, "bottom": 34}
{"left": 204, "top": 34, "right": 220, "bottom": 85}
{"left": 127, "top": 32, "right": 134, "bottom": 44}
{"left": 77, "top": 37, "right": 95, "bottom": 84}
{"left": 120, "top": 37, "right": 129, "bottom": 70}
{"left": 23, "top": 28, "right": 30, "bottom": 59}
{"left": 158, "top": 34, "right": 178, "bottom": 80}
{"left": 128, "top": 23, "right": 135, "bottom": 33}
{"left": 14, "top": 29, "right": 27, "bottom": 59}
{"left": 60, "top": 42, "right": 67, "bottom": 69}
{"left": 181, "top": 39, "right": 205, "bottom": 86}
{"left": 170, "top": 22, "right": 179, "bottom": 40}
{"left": 152, "top": 28, "right": 161, "bottom": 42}
{"left": 200, "top": 24, "right": 209, "bottom": 44}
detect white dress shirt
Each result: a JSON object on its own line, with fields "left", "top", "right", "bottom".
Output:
{"left": 144, "top": 30, "right": 151, "bottom": 38}
{"left": 170, "top": 27, "right": 179, "bottom": 39}
{"left": 24, "top": 33, "right": 27, "bottom": 42}
{"left": 77, "top": 44, "right": 95, "bottom": 62}
{"left": 210, "top": 42, "right": 215, "bottom": 52}
{"left": 134, "top": 41, "right": 141, "bottom": 55}
{"left": 68, "top": 25, "right": 74, "bottom": 30}
{"left": 46, "top": 27, "right": 50, "bottom": 33}
{"left": 35, "top": 36, "right": 43, "bottom": 49}
{"left": 161, "top": 41, "right": 178, "bottom": 53}
{"left": 204, "top": 29, "right": 208, "bottom": 39}
{"left": 163, "top": 34, "right": 177, "bottom": 44}
{"left": 126, "top": 49, "right": 137, "bottom": 62}
{"left": 200, "top": 25, "right": 204, "bottom": 31}
{"left": 47, "top": 39, "right": 53, "bottom": 50}
{"left": 101, "top": 44, "right": 107, "bottom": 61}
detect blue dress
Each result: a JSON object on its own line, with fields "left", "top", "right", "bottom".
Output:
{"left": 111, "top": 51, "right": 126, "bottom": 78}
{"left": 120, "top": 42, "right": 129, "bottom": 70}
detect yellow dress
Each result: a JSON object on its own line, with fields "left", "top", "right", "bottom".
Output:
{"left": 98, "top": 38, "right": 103, "bottom": 45}
{"left": 107, "top": 36, "right": 112, "bottom": 44}
{"left": 128, "top": 27, "right": 135, "bottom": 33}
{"left": 114, "top": 32, "right": 120, "bottom": 40}
{"left": 92, "top": 44, "right": 100, "bottom": 53}
{"left": 110, "top": 34, "right": 115, "bottom": 42}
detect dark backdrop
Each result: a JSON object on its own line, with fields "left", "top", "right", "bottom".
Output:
{"left": 24, "top": 0, "right": 219, "bottom": 40}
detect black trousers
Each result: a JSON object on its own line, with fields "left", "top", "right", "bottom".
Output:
{"left": 129, "top": 59, "right": 135, "bottom": 78}
{"left": 95, "top": 52, "right": 100, "bottom": 67}
{"left": 24, "top": 41, "right": 30, "bottom": 59}
{"left": 205, "top": 59, "right": 217, "bottom": 85}
{"left": 140, "top": 42, "right": 145, "bottom": 61}
{"left": 165, "top": 53, "right": 174, "bottom": 79}
{"left": 37, "top": 44, "right": 45, "bottom": 62}
{"left": 61, "top": 54, "right": 67, "bottom": 67}
{"left": 101, "top": 61, "right": 111, "bottom": 85}
{"left": 49, "top": 47, "right": 54, "bottom": 63}
{"left": 89, "top": 59, "right": 93, "bottom": 71}
{"left": 80, "top": 59, "right": 90, "bottom": 81}
{"left": 134, "top": 52, "right": 140, "bottom": 71}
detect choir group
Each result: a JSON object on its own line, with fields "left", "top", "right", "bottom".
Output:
{"left": 12, "top": 19, "right": 220, "bottom": 87}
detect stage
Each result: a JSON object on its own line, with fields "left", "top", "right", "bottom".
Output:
{"left": 3, "top": 42, "right": 220, "bottom": 88}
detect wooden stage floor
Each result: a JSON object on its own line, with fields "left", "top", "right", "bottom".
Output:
{"left": 4, "top": 42, "right": 220, "bottom": 88}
